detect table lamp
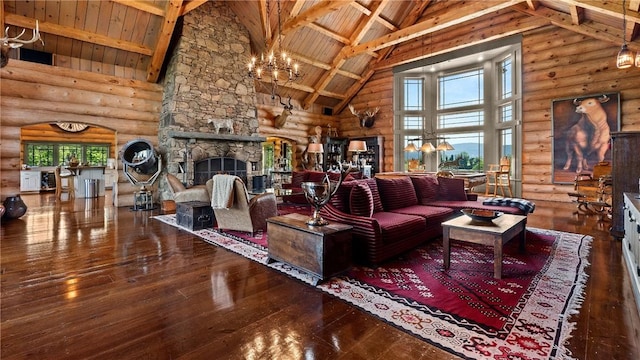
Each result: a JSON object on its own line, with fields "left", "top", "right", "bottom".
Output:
{"left": 348, "top": 140, "right": 367, "bottom": 168}
{"left": 307, "top": 143, "right": 324, "bottom": 171}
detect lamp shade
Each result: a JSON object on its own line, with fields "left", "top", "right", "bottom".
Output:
{"left": 617, "top": 44, "right": 634, "bottom": 69}
{"left": 307, "top": 143, "right": 324, "bottom": 153}
{"left": 348, "top": 140, "right": 367, "bottom": 153}
{"left": 420, "top": 142, "right": 436, "bottom": 153}
{"left": 436, "top": 141, "right": 455, "bottom": 151}
{"left": 404, "top": 142, "right": 418, "bottom": 152}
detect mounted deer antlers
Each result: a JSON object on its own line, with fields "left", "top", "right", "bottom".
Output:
{"left": 274, "top": 95, "right": 294, "bottom": 129}
{"left": 349, "top": 104, "right": 380, "bottom": 128}
{"left": 1, "top": 20, "right": 44, "bottom": 68}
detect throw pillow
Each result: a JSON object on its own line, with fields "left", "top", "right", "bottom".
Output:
{"left": 437, "top": 177, "right": 467, "bottom": 201}
{"left": 363, "top": 178, "right": 384, "bottom": 212}
{"left": 375, "top": 177, "right": 419, "bottom": 211}
{"left": 410, "top": 176, "right": 439, "bottom": 204}
{"left": 350, "top": 183, "right": 374, "bottom": 217}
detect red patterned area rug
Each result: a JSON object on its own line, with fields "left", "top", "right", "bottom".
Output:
{"left": 153, "top": 213, "right": 591, "bottom": 360}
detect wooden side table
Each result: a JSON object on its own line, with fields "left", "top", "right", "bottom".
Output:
{"left": 267, "top": 213, "right": 352, "bottom": 284}
{"left": 442, "top": 214, "right": 527, "bottom": 279}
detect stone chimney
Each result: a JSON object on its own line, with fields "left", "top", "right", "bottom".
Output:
{"left": 158, "top": 1, "right": 262, "bottom": 200}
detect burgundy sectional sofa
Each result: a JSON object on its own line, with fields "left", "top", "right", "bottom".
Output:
{"left": 320, "top": 175, "right": 531, "bottom": 266}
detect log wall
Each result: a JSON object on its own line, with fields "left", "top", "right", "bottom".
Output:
{"left": 0, "top": 60, "right": 163, "bottom": 207}
{"left": 340, "top": 27, "right": 640, "bottom": 203}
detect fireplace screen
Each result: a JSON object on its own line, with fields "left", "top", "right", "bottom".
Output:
{"left": 193, "top": 157, "right": 247, "bottom": 185}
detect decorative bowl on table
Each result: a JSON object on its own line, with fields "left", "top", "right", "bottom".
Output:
{"left": 461, "top": 208, "right": 503, "bottom": 222}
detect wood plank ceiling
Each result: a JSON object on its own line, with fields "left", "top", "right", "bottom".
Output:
{"left": 2, "top": 0, "right": 639, "bottom": 114}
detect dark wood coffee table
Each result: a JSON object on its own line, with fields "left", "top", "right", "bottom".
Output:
{"left": 266, "top": 213, "right": 352, "bottom": 284}
{"left": 442, "top": 213, "right": 527, "bottom": 279}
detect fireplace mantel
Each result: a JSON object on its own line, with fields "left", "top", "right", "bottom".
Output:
{"left": 168, "top": 130, "right": 266, "bottom": 143}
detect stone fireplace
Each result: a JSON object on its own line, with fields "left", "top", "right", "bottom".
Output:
{"left": 157, "top": 1, "right": 263, "bottom": 201}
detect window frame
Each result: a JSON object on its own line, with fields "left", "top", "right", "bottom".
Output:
{"left": 393, "top": 42, "right": 522, "bottom": 195}
{"left": 23, "top": 141, "right": 111, "bottom": 167}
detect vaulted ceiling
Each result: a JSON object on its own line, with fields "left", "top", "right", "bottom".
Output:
{"left": 2, "top": 0, "right": 639, "bottom": 114}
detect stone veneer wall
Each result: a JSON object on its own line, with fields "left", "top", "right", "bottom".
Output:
{"left": 158, "top": 1, "right": 261, "bottom": 201}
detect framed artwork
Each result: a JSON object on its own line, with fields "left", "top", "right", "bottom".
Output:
{"left": 551, "top": 92, "right": 620, "bottom": 184}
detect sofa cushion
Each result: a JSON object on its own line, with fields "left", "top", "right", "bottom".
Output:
{"left": 390, "top": 205, "right": 454, "bottom": 224}
{"left": 363, "top": 178, "right": 384, "bottom": 213}
{"left": 329, "top": 180, "right": 357, "bottom": 213}
{"left": 376, "top": 177, "right": 419, "bottom": 211}
{"left": 306, "top": 171, "right": 327, "bottom": 183}
{"left": 350, "top": 183, "right": 374, "bottom": 217}
{"left": 437, "top": 177, "right": 467, "bottom": 201}
{"left": 372, "top": 212, "right": 426, "bottom": 246}
{"left": 410, "top": 176, "right": 439, "bottom": 205}
{"left": 290, "top": 171, "right": 309, "bottom": 188}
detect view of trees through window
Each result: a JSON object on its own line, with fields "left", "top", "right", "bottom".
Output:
{"left": 24, "top": 142, "right": 110, "bottom": 167}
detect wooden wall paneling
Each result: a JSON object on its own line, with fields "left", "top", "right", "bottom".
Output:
{"left": 0, "top": 60, "right": 162, "bottom": 206}
{"left": 521, "top": 27, "right": 640, "bottom": 202}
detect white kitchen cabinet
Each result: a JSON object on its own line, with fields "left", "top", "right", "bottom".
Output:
{"left": 20, "top": 170, "right": 42, "bottom": 192}
{"left": 623, "top": 192, "right": 640, "bottom": 316}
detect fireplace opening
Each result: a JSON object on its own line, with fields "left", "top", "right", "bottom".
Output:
{"left": 193, "top": 157, "right": 247, "bottom": 185}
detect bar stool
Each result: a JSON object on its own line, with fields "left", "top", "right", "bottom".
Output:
{"left": 55, "top": 166, "right": 75, "bottom": 200}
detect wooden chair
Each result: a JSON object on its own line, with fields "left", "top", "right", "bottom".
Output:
{"left": 485, "top": 157, "right": 513, "bottom": 197}
{"left": 568, "top": 161, "right": 612, "bottom": 215}
{"left": 54, "top": 166, "right": 75, "bottom": 200}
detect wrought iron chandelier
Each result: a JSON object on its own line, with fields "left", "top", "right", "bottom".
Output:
{"left": 247, "top": 0, "right": 300, "bottom": 98}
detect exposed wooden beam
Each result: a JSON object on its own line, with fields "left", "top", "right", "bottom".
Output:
{"left": 4, "top": 13, "right": 153, "bottom": 56}
{"left": 349, "top": 1, "right": 397, "bottom": 30}
{"left": 343, "top": 0, "right": 525, "bottom": 58}
{"left": 146, "top": 0, "right": 183, "bottom": 82}
{"left": 514, "top": 3, "right": 640, "bottom": 51}
{"left": 307, "top": 23, "right": 351, "bottom": 44}
{"left": 279, "top": 1, "right": 353, "bottom": 38}
{"left": 303, "top": 0, "right": 389, "bottom": 108}
{"left": 569, "top": 5, "right": 584, "bottom": 25}
{"left": 110, "top": 0, "right": 165, "bottom": 16}
{"left": 333, "top": 0, "right": 433, "bottom": 114}
{"left": 180, "top": 0, "right": 208, "bottom": 16}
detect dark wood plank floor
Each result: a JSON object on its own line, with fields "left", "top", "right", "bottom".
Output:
{"left": 1, "top": 192, "right": 639, "bottom": 359}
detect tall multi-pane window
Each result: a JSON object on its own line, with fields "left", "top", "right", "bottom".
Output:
{"left": 394, "top": 42, "right": 521, "bottom": 194}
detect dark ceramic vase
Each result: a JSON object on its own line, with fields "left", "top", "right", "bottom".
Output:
{"left": 3, "top": 195, "right": 28, "bottom": 219}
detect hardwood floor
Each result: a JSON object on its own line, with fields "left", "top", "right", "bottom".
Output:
{"left": 1, "top": 192, "right": 639, "bottom": 359}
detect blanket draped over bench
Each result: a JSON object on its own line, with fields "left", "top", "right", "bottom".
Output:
{"left": 482, "top": 197, "right": 536, "bottom": 214}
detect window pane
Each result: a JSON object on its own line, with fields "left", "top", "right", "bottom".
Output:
{"left": 500, "top": 128, "right": 512, "bottom": 158}
{"left": 85, "top": 145, "right": 109, "bottom": 166}
{"left": 438, "top": 69, "right": 483, "bottom": 109}
{"left": 404, "top": 136, "right": 421, "bottom": 171}
{"left": 438, "top": 132, "right": 484, "bottom": 171}
{"left": 403, "top": 116, "right": 423, "bottom": 130}
{"left": 499, "top": 56, "right": 512, "bottom": 99}
{"left": 59, "top": 145, "right": 84, "bottom": 164}
{"left": 438, "top": 111, "right": 483, "bottom": 129}
{"left": 404, "top": 78, "right": 423, "bottom": 110}
{"left": 26, "top": 144, "right": 54, "bottom": 167}
{"left": 498, "top": 104, "right": 512, "bottom": 123}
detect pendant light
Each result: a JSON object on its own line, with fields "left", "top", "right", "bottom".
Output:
{"left": 617, "top": 0, "right": 635, "bottom": 69}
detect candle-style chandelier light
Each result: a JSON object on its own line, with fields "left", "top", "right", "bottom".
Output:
{"left": 247, "top": 0, "right": 301, "bottom": 99}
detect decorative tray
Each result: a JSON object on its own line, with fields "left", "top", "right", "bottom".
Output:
{"left": 461, "top": 208, "right": 504, "bottom": 222}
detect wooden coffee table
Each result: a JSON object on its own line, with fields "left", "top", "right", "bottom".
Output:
{"left": 442, "top": 213, "right": 527, "bottom": 279}
{"left": 266, "top": 213, "right": 353, "bottom": 284}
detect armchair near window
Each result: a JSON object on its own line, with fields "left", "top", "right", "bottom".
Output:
{"left": 165, "top": 173, "right": 211, "bottom": 203}
{"left": 212, "top": 175, "right": 277, "bottom": 235}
